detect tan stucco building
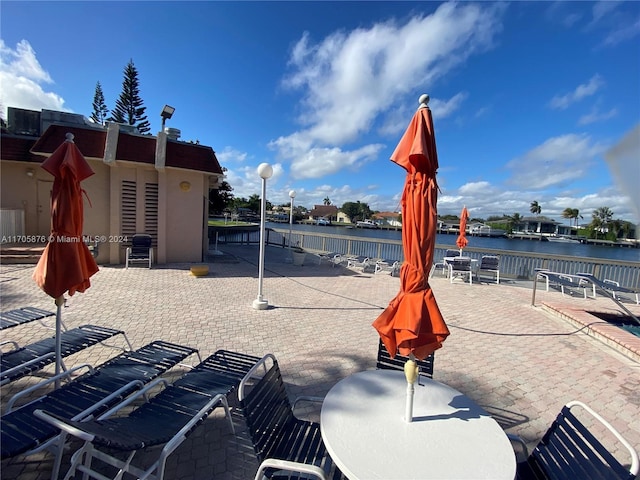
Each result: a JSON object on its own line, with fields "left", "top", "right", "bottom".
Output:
{"left": 1, "top": 108, "right": 224, "bottom": 265}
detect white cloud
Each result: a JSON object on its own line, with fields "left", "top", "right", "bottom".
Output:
{"left": 0, "top": 39, "right": 67, "bottom": 118}
{"left": 290, "top": 143, "right": 385, "bottom": 179}
{"left": 272, "top": 2, "right": 505, "bottom": 179}
{"left": 430, "top": 92, "right": 469, "bottom": 119}
{"left": 548, "top": 74, "right": 604, "bottom": 110}
{"left": 578, "top": 106, "right": 618, "bottom": 125}
{"left": 458, "top": 181, "right": 493, "bottom": 195}
{"left": 590, "top": 1, "right": 622, "bottom": 26}
{"left": 216, "top": 146, "right": 248, "bottom": 164}
{"left": 506, "top": 134, "right": 607, "bottom": 189}
{"left": 601, "top": 17, "right": 640, "bottom": 47}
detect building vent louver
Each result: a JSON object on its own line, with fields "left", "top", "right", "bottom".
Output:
{"left": 164, "top": 127, "right": 181, "bottom": 140}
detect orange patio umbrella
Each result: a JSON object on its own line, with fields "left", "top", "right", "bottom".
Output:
{"left": 456, "top": 205, "right": 469, "bottom": 252}
{"left": 33, "top": 132, "right": 99, "bottom": 379}
{"left": 372, "top": 95, "right": 449, "bottom": 421}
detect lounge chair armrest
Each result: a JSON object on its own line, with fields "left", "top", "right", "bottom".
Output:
{"left": 96, "top": 378, "right": 170, "bottom": 420}
{"left": 566, "top": 401, "right": 639, "bottom": 475}
{"left": 34, "top": 409, "right": 96, "bottom": 442}
{"left": 163, "top": 393, "right": 233, "bottom": 456}
{"left": 506, "top": 433, "right": 529, "bottom": 463}
{"left": 603, "top": 278, "right": 620, "bottom": 287}
{"left": 238, "top": 353, "right": 277, "bottom": 401}
{"left": 1, "top": 352, "right": 56, "bottom": 379}
{"left": 254, "top": 458, "right": 328, "bottom": 480}
{"left": 6, "top": 363, "right": 94, "bottom": 412}
{"left": 76, "top": 379, "right": 146, "bottom": 421}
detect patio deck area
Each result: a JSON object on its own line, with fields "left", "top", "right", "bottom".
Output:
{"left": 1, "top": 244, "right": 639, "bottom": 479}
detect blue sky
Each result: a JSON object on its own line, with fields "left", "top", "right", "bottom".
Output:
{"left": 2, "top": 1, "right": 639, "bottom": 223}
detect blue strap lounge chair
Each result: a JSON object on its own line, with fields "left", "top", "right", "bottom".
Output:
{"left": 34, "top": 349, "right": 261, "bottom": 480}
{"left": 1, "top": 340, "right": 198, "bottom": 479}
{"left": 238, "top": 354, "right": 344, "bottom": 480}
{"left": 1, "top": 324, "right": 131, "bottom": 386}
{"left": 0, "top": 307, "right": 54, "bottom": 330}
{"left": 509, "top": 401, "right": 638, "bottom": 480}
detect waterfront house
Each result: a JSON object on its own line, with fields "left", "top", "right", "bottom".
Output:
{"left": 372, "top": 211, "right": 401, "bottom": 227}
{"left": 308, "top": 205, "right": 339, "bottom": 224}
{"left": 514, "top": 216, "right": 560, "bottom": 235}
{"left": 1, "top": 107, "right": 224, "bottom": 265}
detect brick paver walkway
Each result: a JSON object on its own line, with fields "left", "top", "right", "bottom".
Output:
{"left": 1, "top": 244, "right": 638, "bottom": 479}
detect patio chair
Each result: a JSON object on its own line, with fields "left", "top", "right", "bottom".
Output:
{"left": 509, "top": 401, "right": 638, "bottom": 480}
{"left": 449, "top": 257, "right": 473, "bottom": 284}
{"left": 477, "top": 255, "right": 500, "bottom": 284}
{"left": 374, "top": 260, "right": 400, "bottom": 276}
{"left": 0, "top": 307, "right": 55, "bottom": 331}
{"left": 126, "top": 233, "right": 153, "bottom": 269}
{"left": 444, "top": 248, "right": 461, "bottom": 258}
{"left": 34, "top": 349, "right": 261, "bottom": 480}
{"left": 430, "top": 249, "right": 463, "bottom": 279}
{"left": 576, "top": 272, "right": 640, "bottom": 305}
{"left": 347, "top": 256, "right": 371, "bottom": 272}
{"left": 316, "top": 252, "right": 343, "bottom": 267}
{"left": 376, "top": 339, "right": 434, "bottom": 378}
{"left": 1, "top": 340, "right": 198, "bottom": 479}
{"left": 534, "top": 270, "right": 588, "bottom": 298}
{"left": 238, "top": 354, "right": 344, "bottom": 480}
{"left": 1, "top": 324, "right": 131, "bottom": 386}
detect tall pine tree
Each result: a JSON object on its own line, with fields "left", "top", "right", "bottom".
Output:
{"left": 109, "top": 59, "right": 151, "bottom": 133}
{"left": 90, "top": 81, "right": 109, "bottom": 125}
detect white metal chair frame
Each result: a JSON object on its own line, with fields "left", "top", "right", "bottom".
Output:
{"left": 125, "top": 234, "right": 153, "bottom": 269}
{"left": 449, "top": 257, "right": 473, "bottom": 285}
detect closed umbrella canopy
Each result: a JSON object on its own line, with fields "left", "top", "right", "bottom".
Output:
{"left": 373, "top": 96, "right": 449, "bottom": 362}
{"left": 32, "top": 133, "right": 99, "bottom": 377}
{"left": 456, "top": 206, "right": 469, "bottom": 251}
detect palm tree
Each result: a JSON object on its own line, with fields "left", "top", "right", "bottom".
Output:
{"left": 508, "top": 213, "right": 522, "bottom": 233}
{"left": 562, "top": 208, "right": 583, "bottom": 229}
{"left": 530, "top": 201, "right": 541, "bottom": 216}
{"left": 591, "top": 206, "right": 614, "bottom": 239}
{"left": 323, "top": 197, "right": 331, "bottom": 206}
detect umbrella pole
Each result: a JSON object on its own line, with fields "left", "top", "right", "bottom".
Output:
{"left": 404, "top": 354, "right": 419, "bottom": 422}
{"left": 54, "top": 296, "right": 64, "bottom": 388}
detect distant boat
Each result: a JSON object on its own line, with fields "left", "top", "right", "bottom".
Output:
{"left": 546, "top": 235, "right": 581, "bottom": 244}
{"left": 356, "top": 220, "right": 379, "bottom": 229}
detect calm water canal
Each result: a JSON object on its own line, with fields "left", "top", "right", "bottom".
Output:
{"left": 269, "top": 222, "right": 640, "bottom": 263}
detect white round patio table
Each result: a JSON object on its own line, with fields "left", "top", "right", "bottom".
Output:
{"left": 320, "top": 370, "right": 516, "bottom": 480}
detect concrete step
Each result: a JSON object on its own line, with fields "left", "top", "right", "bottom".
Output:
{"left": 0, "top": 243, "right": 45, "bottom": 264}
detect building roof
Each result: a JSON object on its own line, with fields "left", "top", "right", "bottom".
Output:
{"left": 309, "top": 205, "right": 339, "bottom": 217}
{"left": 26, "top": 124, "right": 223, "bottom": 174}
{"left": 0, "top": 134, "right": 41, "bottom": 163}
{"left": 373, "top": 211, "right": 399, "bottom": 219}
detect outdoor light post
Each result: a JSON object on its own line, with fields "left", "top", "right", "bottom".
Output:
{"left": 288, "top": 189, "right": 296, "bottom": 258}
{"left": 253, "top": 163, "right": 273, "bottom": 310}
{"left": 160, "top": 104, "right": 175, "bottom": 130}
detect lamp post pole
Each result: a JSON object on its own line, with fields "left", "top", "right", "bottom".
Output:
{"left": 288, "top": 190, "right": 296, "bottom": 258}
{"left": 253, "top": 163, "right": 273, "bottom": 310}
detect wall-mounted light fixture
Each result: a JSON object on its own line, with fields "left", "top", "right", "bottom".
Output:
{"left": 26, "top": 168, "right": 35, "bottom": 178}
{"left": 160, "top": 105, "right": 175, "bottom": 130}
{"left": 179, "top": 181, "right": 191, "bottom": 192}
